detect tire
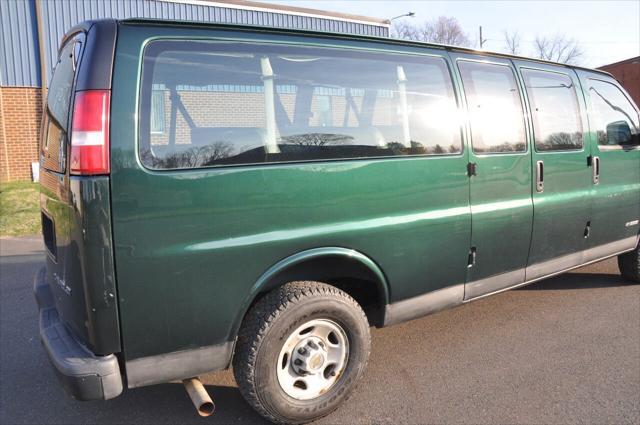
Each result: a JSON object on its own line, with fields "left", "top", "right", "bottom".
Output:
{"left": 618, "top": 241, "right": 640, "bottom": 283}
{"left": 233, "top": 281, "right": 371, "bottom": 424}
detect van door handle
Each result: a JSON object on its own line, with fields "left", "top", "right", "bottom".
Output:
{"left": 536, "top": 160, "right": 544, "bottom": 192}
{"left": 592, "top": 156, "right": 600, "bottom": 185}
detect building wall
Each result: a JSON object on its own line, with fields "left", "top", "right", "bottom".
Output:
{"left": 599, "top": 58, "right": 640, "bottom": 106}
{"left": 0, "top": 87, "right": 42, "bottom": 181}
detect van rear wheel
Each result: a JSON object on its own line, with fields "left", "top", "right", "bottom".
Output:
{"left": 232, "top": 281, "right": 371, "bottom": 424}
{"left": 618, "top": 242, "right": 640, "bottom": 283}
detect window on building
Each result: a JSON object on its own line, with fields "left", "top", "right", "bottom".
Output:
{"left": 588, "top": 79, "right": 639, "bottom": 147}
{"left": 522, "top": 68, "right": 583, "bottom": 151}
{"left": 458, "top": 61, "right": 527, "bottom": 154}
{"left": 139, "top": 40, "right": 462, "bottom": 170}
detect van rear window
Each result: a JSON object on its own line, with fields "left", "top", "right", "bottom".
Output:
{"left": 139, "top": 40, "right": 462, "bottom": 170}
{"left": 41, "top": 35, "right": 82, "bottom": 173}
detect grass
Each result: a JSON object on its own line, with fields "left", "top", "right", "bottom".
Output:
{"left": 0, "top": 181, "right": 41, "bottom": 237}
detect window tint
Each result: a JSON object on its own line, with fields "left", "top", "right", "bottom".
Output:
{"left": 458, "top": 61, "right": 526, "bottom": 153}
{"left": 41, "top": 37, "right": 82, "bottom": 173}
{"left": 522, "top": 69, "right": 583, "bottom": 151}
{"left": 139, "top": 41, "right": 462, "bottom": 170}
{"left": 588, "top": 79, "right": 639, "bottom": 147}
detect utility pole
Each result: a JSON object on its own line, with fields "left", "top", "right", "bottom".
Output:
{"left": 479, "top": 26, "right": 488, "bottom": 49}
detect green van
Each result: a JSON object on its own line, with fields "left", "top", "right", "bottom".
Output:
{"left": 36, "top": 18, "right": 639, "bottom": 424}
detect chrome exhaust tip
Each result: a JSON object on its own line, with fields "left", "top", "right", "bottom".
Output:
{"left": 183, "top": 377, "right": 215, "bottom": 417}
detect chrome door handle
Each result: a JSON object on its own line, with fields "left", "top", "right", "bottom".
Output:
{"left": 592, "top": 156, "right": 600, "bottom": 185}
{"left": 536, "top": 160, "right": 544, "bottom": 192}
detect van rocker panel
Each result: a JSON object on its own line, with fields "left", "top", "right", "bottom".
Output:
{"left": 383, "top": 235, "right": 639, "bottom": 326}
{"left": 125, "top": 343, "right": 234, "bottom": 388}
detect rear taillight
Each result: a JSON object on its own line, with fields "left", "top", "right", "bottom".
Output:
{"left": 70, "top": 90, "right": 110, "bottom": 175}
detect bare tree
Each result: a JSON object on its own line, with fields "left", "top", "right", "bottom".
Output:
{"left": 503, "top": 30, "right": 521, "bottom": 55}
{"left": 392, "top": 20, "right": 420, "bottom": 41}
{"left": 533, "top": 34, "right": 584, "bottom": 64}
{"left": 392, "top": 16, "right": 471, "bottom": 47}
{"left": 426, "top": 16, "right": 471, "bottom": 46}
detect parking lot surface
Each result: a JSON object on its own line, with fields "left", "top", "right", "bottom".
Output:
{"left": 1, "top": 236, "right": 638, "bottom": 424}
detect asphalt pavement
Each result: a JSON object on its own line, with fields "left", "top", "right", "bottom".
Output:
{"left": 1, "top": 236, "right": 638, "bottom": 424}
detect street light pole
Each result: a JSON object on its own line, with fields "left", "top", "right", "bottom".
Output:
{"left": 479, "top": 26, "right": 488, "bottom": 49}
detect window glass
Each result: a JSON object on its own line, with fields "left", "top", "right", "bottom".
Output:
{"left": 458, "top": 61, "right": 526, "bottom": 153}
{"left": 589, "top": 79, "right": 639, "bottom": 147}
{"left": 139, "top": 41, "right": 462, "bottom": 170}
{"left": 522, "top": 69, "right": 583, "bottom": 151}
{"left": 41, "top": 36, "right": 81, "bottom": 173}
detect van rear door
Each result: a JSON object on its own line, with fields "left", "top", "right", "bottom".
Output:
{"left": 40, "top": 32, "right": 86, "bottom": 339}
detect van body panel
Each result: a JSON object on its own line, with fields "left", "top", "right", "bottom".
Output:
{"left": 74, "top": 20, "right": 118, "bottom": 91}
{"left": 575, "top": 70, "right": 640, "bottom": 250}
{"left": 67, "top": 176, "right": 121, "bottom": 354}
{"left": 109, "top": 24, "right": 472, "bottom": 362}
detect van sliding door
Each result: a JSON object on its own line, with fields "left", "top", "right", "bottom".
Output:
{"left": 450, "top": 53, "right": 534, "bottom": 300}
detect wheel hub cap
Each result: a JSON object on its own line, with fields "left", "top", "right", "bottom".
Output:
{"left": 276, "top": 319, "right": 349, "bottom": 400}
{"left": 291, "top": 337, "right": 327, "bottom": 374}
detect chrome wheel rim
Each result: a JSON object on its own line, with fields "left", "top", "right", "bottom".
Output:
{"left": 276, "top": 319, "right": 349, "bottom": 400}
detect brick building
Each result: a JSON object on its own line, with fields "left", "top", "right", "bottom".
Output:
{"left": 0, "top": 0, "right": 389, "bottom": 182}
{"left": 599, "top": 56, "right": 640, "bottom": 106}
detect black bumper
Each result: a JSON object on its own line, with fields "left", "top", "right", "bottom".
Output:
{"left": 34, "top": 267, "right": 123, "bottom": 401}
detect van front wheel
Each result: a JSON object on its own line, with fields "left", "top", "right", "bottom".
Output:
{"left": 233, "top": 281, "right": 371, "bottom": 424}
{"left": 618, "top": 242, "right": 640, "bottom": 283}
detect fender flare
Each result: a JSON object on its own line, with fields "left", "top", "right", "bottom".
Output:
{"left": 229, "top": 247, "right": 390, "bottom": 339}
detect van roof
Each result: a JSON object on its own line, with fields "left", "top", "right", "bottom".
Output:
{"left": 72, "top": 18, "right": 614, "bottom": 79}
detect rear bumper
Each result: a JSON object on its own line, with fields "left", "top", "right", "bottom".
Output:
{"left": 34, "top": 267, "right": 123, "bottom": 401}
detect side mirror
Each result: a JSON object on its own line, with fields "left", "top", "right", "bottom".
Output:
{"left": 606, "top": 120, "right": 632, "bottom": 145}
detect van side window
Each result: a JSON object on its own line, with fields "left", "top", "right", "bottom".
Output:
{"left": 588, "top": 79, "right": 639, "bottom": 147}
{"left": 521, "top": 69, "right": 583, "bottom": 151}
{"left": 139, "top": 41, "right": 462, "bottom": 170}
{"left": 458, "top": 61, "right": 527, "bottom": 154}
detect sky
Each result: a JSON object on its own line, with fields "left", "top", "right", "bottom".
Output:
{"left": 269, "top": 0, "right": 640, "bottom": 68}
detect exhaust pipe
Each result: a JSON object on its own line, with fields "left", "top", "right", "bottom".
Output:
{"left": 183, "top": 377, "right": 215, "bottom": 417}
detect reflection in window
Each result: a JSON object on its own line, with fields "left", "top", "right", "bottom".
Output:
{"left": 150, "top": 89, "right": 166, "bottom": 134}
{"left": 458, "top": 61, "right": 526, "bottom": 153}
{"left": 139, "top": 41, "right": 462, "bottom": 170}
{"left": 522, "top": 69, "right": 583, "bottom": 151}
{"left": 589, "top": 79, "right": 639, "bottom": 147}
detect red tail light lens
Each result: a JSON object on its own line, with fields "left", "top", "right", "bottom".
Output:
{"left": 70, "top": 90, "right": 110, "bottom": 175}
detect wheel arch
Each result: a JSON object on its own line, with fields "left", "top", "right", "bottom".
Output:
{"left": 230, "top": 247, "right": 390, "bottom": 339}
